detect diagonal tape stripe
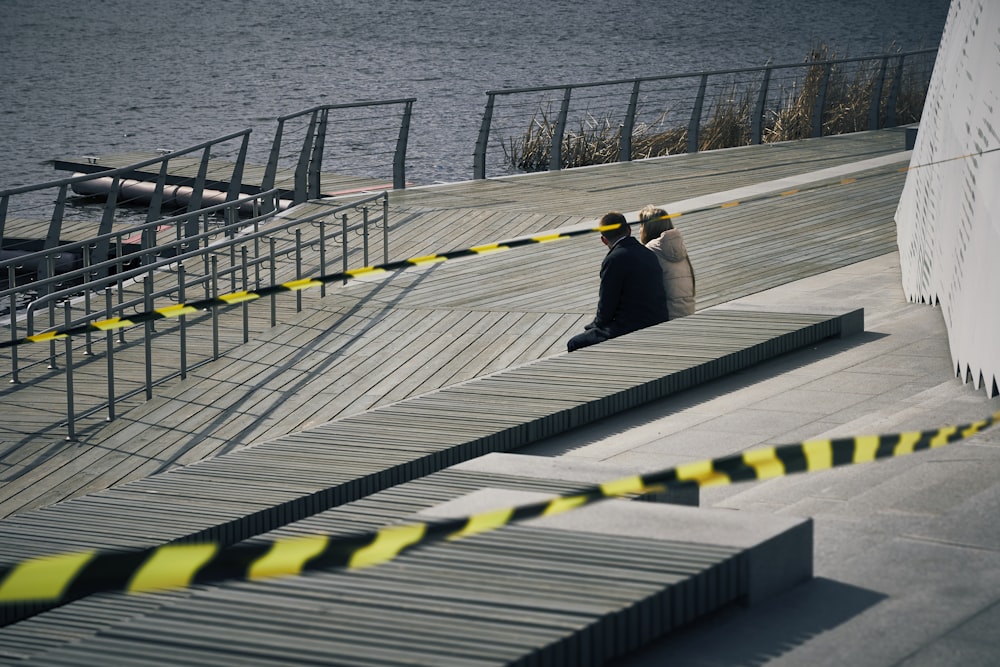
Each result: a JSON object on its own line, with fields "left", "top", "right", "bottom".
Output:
{"left": 0, "top": 410, "right": 997, "bottom": 605}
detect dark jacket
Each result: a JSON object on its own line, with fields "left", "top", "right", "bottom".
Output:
{"left": 590, "top": 236, "right": 669, "bottom": 337}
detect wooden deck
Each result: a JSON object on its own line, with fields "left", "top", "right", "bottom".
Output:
{"left": 0, "top": 128, "right": 909, "bottom": 522}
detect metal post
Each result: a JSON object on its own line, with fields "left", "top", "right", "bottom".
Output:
{"left": 393, "top": 100, "right": 413, "bottom": 189}
{"left": 8, "top": 265, "right": 19, "bottom": 383}
{"left": 63, "top": 302, "right": 75, "bottom": 441}
{"left": 143, "top": 270, "right": 153, "bottom": 400}
{"left": 105, "top": 288, "right": 116, "bottom": 421}
{"left": 178, "top": 263, "right": 187, "bottom": 381}
{"left": 309, "top": 109, "right": 328, "bottom": 200}
{"left": 868, "top": 56, "right": 890, "bottom": 130}
{"left": 211, "top": 255, "right": 219, "bottom": 361}
{"left": 811, "top": 62, "right": 833, "bottom": 138}
{"left": 319, "top": 219, "right": 327, "bottom": 298}
{"left": 46, "top": 256, "right": 57, "bottom": 369}
{"left": 241, "top": 246, "right": 249, "bottom": 343}
{"left": 269, "top": 237, "right": 277, "bottom": 327}
{"left": 688, "top": 74, "right": 708, "bottom": 153}
{"left": 341, "top": 214, "right": 349, "bottom": 285}
{"left": 550, "top": 87, "right": 572, "bottom": 171}
{"left": 83, "top": 244, "right": 93, "bottom": 356}
{"left": 362, "top": 207, "right": 370, "bottom": 267}
{"left": 474, "top": 93, "right": 497, "bottom": 180}
{"left": 261, "top": 120, "right": 284, "bottom": 213}
{"left": 295, "top": 229, "right": 303, "bottom": 313}
{"left": 885, "top": 54, "right": 906, "bottom": 128}
{"left": 382, "top": 194, "right": 389, "bottom": 265}
{"left": 751, "top": 66, "right": 773, "bottom": 145}
{"left": 295, "top": 114, "right": 317, "bottom": 205}
{"left": 620, "top": 80, "right": 641, "bottom": 162}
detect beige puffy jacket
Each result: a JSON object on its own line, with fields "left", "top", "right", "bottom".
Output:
{"left": 645, "top": 229, "right": 695, "bottom": 319}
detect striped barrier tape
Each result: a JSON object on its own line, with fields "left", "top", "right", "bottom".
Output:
{"left": 1, "top": 154, "right": 947, "bottom": 352}
{"left": 1, "top": 408, "right": 997, "bottom": 605}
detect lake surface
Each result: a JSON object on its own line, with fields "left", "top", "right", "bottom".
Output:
{"left": 0, "top": 0, "right": 950, "bottom": 194}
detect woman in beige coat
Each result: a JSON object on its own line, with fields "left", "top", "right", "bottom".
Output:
{"left": 638, "top": 205, "right": 695, "bottom": 319}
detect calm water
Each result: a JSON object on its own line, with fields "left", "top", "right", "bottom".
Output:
{"left": 0, "top": 0, "right": 950, "bottom": 193}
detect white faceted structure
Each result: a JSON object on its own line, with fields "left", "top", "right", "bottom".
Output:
{"left": 895, "top": 0, "right": 1000, "bottom": 398}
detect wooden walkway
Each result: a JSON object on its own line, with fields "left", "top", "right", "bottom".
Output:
{"left": 0, "top": 129, "right": 911, "bottom": 518}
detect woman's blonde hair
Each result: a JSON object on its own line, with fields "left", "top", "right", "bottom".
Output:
{"left": 638, "top": 205, "right": 674, "bottom": 245}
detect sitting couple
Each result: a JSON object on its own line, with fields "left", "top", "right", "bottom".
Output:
{"left": 567, "top": 206, "right": 696, "bottom": 353}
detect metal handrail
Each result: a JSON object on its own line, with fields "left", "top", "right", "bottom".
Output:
{"left": 473, "top": 48, "right": 937, "bottom": 178}
{"left": 9, "top": 191, "right": 389, "bottom": 439}
{"left": 261, "top": 98, "right": 417, "bottom": 204}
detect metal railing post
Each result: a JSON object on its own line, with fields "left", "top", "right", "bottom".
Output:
{"left": 105, "top": 287, "right": 116, "bottom": 422}
{"left": 393, "top": 100, "right": 413, "bottom": 189}
{"left": 241, "top": 247, "right": 249, "bottom": 343}
{"left": 8, "top": 265, "right": 19, "bottom": 383}
{"left": 178, "top": 263, "right": 187, "bottom": 381}
{"left": 811, "top": 62, "right": 833, "bottom": 138}
{"left": 550, "top": 87, "right": 572, "bottom": 171}
{"left": 751, "top": 66, "right": 772, "bottom": 145}
{"left": 341, "top": 214, "right": 349, "bottom": 285}
{"left": 269, "top": 237, "right": 277, "bottom": 327}
{"left": 382, "top": 194, "right": 389, "bottom": 265}
{"left": 474, "top": 93, "right": 496, "bottom": 180}
{"left": 620, "top": 80, "right": 641, "bottom": 162}
{"left": 295, "top": 229, "right": 303, "bottom": 313}
{"left": 869, "top": 56, "right": 890, "bottom": 130}
{"left": 885, "top": 54, "right": 907, "bottom": 128}
{"left": 211, "top": 255, "right": 219, "bottom": 361}
{"left": 362, "top": 207, "right": 370, "bottom": 267}
{"left": 63, "top": 302, "right": 75, "bottom": 441}
{"left": 319, "top": 219, "right": 327, "bottom": 298}
{"left": 688, "top": 74, "right": 708, "bottom": 153}
{"left": 143, "top": 269, "right": 153, "bottom": 400}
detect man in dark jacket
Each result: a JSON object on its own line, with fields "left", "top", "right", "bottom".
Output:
{"left": 567, "top": 212, "right": 669, "bottom": 352}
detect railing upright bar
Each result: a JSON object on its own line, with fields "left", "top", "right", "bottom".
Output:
{"left": 226, "top": 131, "right": 250, "bottom": 206}
{"left": 262, "top": 119, "right": 284, "bottom": 198}
{"left": 319, "top": 219, "right": 327, "bottom": 298}
{"left": 751, "top": 66, "right": 772, "bottom": 145}
{"left": 869, "top": 56, "right": 890, "bottom": 130}
{"left": 295, "top": 229, "right": 303, "bottom": 313}
{"left": 362, "top": 207, "right": 370, "bottom": 267}
{"left": 550, "top": 88, "right": 572, "bottom": 171}
{"left": 885, "top": 54, "right": 907, "bottom": 128}
{"left": 105, "top": 287, "right": 116, "bottom": 422}
{"left": 0, "top": 194, "right": 8, "bottom": 244}
{"left": 393, "top": 100, "right": 413, "bottom": 189}
{"left": 620, "top": 80, "right": 641, "bottom": 162}
{"left": 63, "top": 302, "right": 75, "bottom": 441}
{"left": 143, "top": 269, "right": 154, "bottom": 400}
{"left": 83, "top": 244, "right": 93, "bottom": 356}
{"left": 269, "top": 237, "right": 277, "bottom": 327}
{"left": 45, "top": 185, "right": 68, "bottom": 251}
{"left": 341, "top": 214, "right": 349, "bottom": 285}
{"left": 211, "top": 255, "right": 219, "bottom": 361}
{"left": 309, "top": 109, "right": 328, "bottom": 200}
{"left": 811, "top": 62, "right": 833, "bottom": 138}
{"left": 7, "top": 266, "right": 18, "bottom": 383}
{"left": 688, "top": 74, "right": 708, "bottom": 154}
{"left": 241, "top": 247, "right": 249, "bottom": 343}
{"left": 146, "top": 160, "right": 169, "bottom": 224}
{"left": 382, "top": 194, "right": 389, "bottom": 265}
{"left": 295, "top": 113, "right": 318, "bottom": 205}
{"left": 178, "top": 264, "right": 187, "bottom": 381}
{"left": 184, "top": 148, "right": 211, "bottom": 237}
{"left": 474, "top": 93, "right": 496, "bottom": 180}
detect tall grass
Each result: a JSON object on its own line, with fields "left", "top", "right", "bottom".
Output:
{"left": 504, "top": 46, "right": 928, "bottom": 172}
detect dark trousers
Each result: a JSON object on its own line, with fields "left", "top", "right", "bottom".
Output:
{"left": 567, "top": 327, "right": 611, "bottom": 352}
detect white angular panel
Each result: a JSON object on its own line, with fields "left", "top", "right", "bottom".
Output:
{"left": 896, "top": 0, "right": 1000, "bottom": 397}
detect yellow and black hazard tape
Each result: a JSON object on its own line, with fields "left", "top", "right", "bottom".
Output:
{"left": 0, "top": 224, "right": 625, "bottom": 351}
{"left": 5, "top": 147, "right": 995, "bottom": 352}
{"left": 1, "top": 409, "right": 997, "bottom": 605}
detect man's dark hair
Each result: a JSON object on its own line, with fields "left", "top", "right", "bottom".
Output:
{"left": 599, "top": 211, "right": 629, "bottom": 243}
